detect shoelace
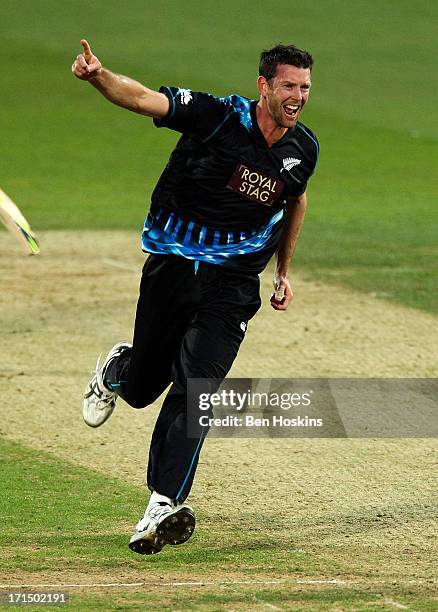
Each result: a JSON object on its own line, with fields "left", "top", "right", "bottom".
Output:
{"left": 89, "top": 353, "right": 113, "bottom": 397}
{"left": 137, "top": 503, "right": 171, "bottom": 532}
{"left": 91, "top": 353, "right": 103, "bottom": 378}
{"left": 147, "top": 503, "right": 172, "bottom": 520}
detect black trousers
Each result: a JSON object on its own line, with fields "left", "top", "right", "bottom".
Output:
{"left": 105, "top": 254, "right": 261, "bottom": 502}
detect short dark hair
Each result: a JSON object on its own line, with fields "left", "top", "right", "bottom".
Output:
{"left": 259, "top": 44, "right": 313, "bottom": 80}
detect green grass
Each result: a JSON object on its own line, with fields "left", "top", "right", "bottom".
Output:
{"left": 1, "top": 437, "right": 437, "bottom": 610}
{"left": 0, "top": 0, "right": 437, "bottom": 313}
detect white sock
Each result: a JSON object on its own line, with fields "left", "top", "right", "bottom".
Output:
{"left": 146, "top": 491, "right": 173, "bottom": 511}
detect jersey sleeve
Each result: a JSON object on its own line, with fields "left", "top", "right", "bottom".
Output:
{"left": 294, "top": 129, "right": 319, "bottom": 196}
{"left": 153, "top": 86, "right": 232, "bottom": 142}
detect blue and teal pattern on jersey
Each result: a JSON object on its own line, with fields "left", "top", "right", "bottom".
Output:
{"left": 203, "top": 94, "right": 253, "bottom": 140}
{"left": 141, "top": 207, "right": 284, "bottom": 266}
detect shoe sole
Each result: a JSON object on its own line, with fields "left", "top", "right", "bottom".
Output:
{"left": 128, "top": 508, "right": 196, "bottom": 555}
{"left": 128, "top": 532, "right": 163, "bottom": 555}
{"left": 156, "top": 507, "right": 196, "bottom": 546}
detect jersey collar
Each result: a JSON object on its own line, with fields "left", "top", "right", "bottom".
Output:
{"left": 250, "top": 101, "right": 296, "bottom": 149}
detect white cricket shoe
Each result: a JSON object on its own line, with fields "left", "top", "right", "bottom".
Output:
{"left": 83, "top": 342, "right": 132, "bottom": 428}
{"left": 128, "top": 502, "right": 196, "bottom": 555}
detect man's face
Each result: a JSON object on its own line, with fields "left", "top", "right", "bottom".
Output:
{"left": 261, "top": 64, "right": 312, "bottom": 128}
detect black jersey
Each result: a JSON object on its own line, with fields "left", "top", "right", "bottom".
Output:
{"left": 141, "top": 86, "right": 319, "bottom": 273}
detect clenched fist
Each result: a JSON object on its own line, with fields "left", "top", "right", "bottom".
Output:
{"left": 71, "top": 39, "right": 102, "bottom": 80}
{"left": 270, "top": 275, "right": 293, "bottom": 310}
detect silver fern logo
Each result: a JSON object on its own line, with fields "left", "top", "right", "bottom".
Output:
{"left": 281, "top": 157, "right": 301, "bottom": 172}
{"left": 178, "top": 88, "right": 193, "bottom": 105}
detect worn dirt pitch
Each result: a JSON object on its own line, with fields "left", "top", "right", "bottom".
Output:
{"left": 1, "top": 231, "right": 437, "bottom": 599}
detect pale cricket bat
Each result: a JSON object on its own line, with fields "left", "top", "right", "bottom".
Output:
{"left": 0, "top": 188, "right": 40, "bottom": 255}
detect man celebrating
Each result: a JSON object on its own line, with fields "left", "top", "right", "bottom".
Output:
{"left": 72, "top": 40, "right": 318, "bottom": 555}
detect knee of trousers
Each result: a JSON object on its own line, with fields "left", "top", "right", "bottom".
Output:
{"left": 124, "top": 389, "right": 163, "bottom": 410}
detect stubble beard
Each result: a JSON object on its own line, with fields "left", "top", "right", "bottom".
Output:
{"left": 268, "top": 95, "right": 297, "bottom": 129}
{"left": 271, "top": 104, "right": 296, "bottom": 129}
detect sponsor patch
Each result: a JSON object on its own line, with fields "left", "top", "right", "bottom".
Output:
{"left": 227, "top": 163, "right": 284, "bottom": 207}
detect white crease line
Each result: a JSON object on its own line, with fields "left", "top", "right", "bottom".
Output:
{"left": 0, "top": 580, "right": 285, "bottom": 589}
{"left": 0, "top": 583, "right": 146, "bottom": 589}
{"left": 297, "top": 579, "right": 348, "bottom": 585}
{"left": 0, "top": 578, "right": 432, "bottom": 591}
{"left": 0, "top": 578, "right": 329, "bottom": 589}
{"left": 224, "top": 580, "right": 286, "bottom": 586}
{"left": 103, "top": 258, "right": 139, "bottom": 273}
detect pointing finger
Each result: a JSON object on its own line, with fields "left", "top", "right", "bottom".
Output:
{"left": 80, "top": 39, "right": 92, "bottom": 61}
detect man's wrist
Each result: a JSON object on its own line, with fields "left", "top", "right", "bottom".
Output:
{"left": 88, "top": 67, "right": 104, "bottom": 82}
{"left": 275, "top": 269, "right": 288, "bottom": 280}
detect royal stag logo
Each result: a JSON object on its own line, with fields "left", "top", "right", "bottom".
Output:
{"left": 227, "top": 163, "right": 284, "bottom": 206}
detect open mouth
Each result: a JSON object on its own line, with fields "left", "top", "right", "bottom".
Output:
{"left": 283, "top": 104, "right": 300, "bottom": 118}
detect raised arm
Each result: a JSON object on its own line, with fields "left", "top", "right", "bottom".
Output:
{"left": 71, "top": 39, "right": 169, "bottom": 118}
{"left": 270, "top": 192, "right": 308, "bottom": 311}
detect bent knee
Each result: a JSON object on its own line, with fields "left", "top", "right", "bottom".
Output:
{"left": 126, "top": 391, "right": 161, "bottom": 409}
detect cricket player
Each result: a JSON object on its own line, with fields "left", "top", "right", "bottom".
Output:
{"left": 72, "top": 40, "right": 318, "bottom": 555}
